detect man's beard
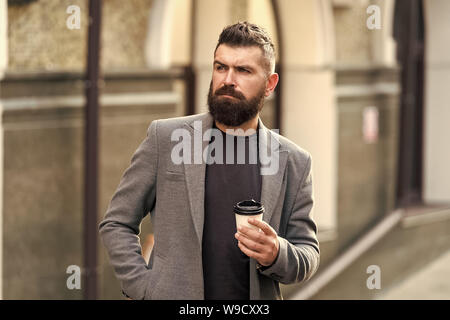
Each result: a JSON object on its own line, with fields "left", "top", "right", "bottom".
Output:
{"left": 207, "top": 81, "right": 266, "bottom": 127}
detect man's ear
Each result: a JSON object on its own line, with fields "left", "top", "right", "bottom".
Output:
{"left": 265, "top": 73, "right": 279, "bottom": 97}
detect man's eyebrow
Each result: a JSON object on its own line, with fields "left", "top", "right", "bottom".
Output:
{"left": 213, "top": 60, "right": 226, "bottom": 66}
{"left": 214, "top": 60, "right": 255, "bottom": 71}
{"left": 236, "top": 64, "right": 255, "bottom": 71}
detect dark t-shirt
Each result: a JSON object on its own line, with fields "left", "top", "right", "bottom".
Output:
{"left": 202, "top": 123, "right": 261, "bottom": 300}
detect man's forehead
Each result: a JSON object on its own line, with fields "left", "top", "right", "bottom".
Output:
{"left": 214, "top": 44, "right": 264, "bottom": 67}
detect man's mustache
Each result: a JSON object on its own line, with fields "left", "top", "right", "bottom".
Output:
{"left": 214, "top": 85, "right": 246, "bottom": 100}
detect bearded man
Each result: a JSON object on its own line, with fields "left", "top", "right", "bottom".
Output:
{"left": 99, "top": 21, "right": 319, "bottom": 300}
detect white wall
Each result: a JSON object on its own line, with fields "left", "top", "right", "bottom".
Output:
{"left": 423, "top": 0, "right": 450, "bottom": 203}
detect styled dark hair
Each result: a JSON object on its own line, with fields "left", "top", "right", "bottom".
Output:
{"left": 214, "top": 21, "right": 276, "bottom": 75}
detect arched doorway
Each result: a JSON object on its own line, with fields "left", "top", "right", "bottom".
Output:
{"left": 145, "top": 0, "right": 338, "bottom": 236}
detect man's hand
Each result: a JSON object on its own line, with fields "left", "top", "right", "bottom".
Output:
{"left": 235, "top": 218, "right": 280, "bottom": 267}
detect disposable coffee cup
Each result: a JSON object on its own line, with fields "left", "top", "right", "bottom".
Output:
{"left": 234, "top": 199, "right": 264, "bottom": 232}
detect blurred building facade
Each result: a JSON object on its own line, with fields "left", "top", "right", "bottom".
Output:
{"left": 0, "top": 0, "right": 449, "bottom": 299}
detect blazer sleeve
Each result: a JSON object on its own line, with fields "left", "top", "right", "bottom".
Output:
{"left": 98, "top": 120, "right": 159, "bottom": 300}
{"left": 258, "top": 154, "right": 320, "bottom": 284}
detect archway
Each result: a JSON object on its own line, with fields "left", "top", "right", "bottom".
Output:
{"left": 145, "top": 0, "right": 338, "bottom": 238}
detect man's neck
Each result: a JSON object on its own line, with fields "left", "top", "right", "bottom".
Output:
{"left": 215, "top": 115, "right": 259, "bottom": 136}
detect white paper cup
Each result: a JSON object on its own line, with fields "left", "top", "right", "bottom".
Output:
{"left": 234, "top": 200, "right": 265, "bottom": 232}
{"left": 235, "top": 212, "right": 263, "bottom": 231}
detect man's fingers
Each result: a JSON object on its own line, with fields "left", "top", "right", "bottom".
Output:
{"left": 236, "top": 220, "right": 279, "bottom": 267}
{"left": 238, "top": 225, "right": 268, "bottom": 245}
{"left": 236, "top": 238, "right": 263, "bottom": 261}
{"left": 247, "top": 218, "right": 275, "bottom": 236}
{"left": 235, "top": 232, "right": 263, "bottom": 253}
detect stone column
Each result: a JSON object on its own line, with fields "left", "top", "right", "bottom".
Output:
{"left": 144, "top": 0, "right": 193, "bottom": 68}
{"left": 145, "top": 0, "right": 175, "bottom": 68}
{"left": 193, "top": 0, "right": 231, "bottom": 113}
{"left": 275, "top": 0, "right": 337, "bottom": 232}
{"left": 423, "top": 0, "right": 450, "bottom": 202}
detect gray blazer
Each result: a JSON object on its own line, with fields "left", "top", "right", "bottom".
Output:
{"left": 99, "top": 112, "right": 319, "bottom": 300}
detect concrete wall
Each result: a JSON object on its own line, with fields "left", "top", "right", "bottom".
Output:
{"left": 333, "top": 0, "right": 396, "bottom": 67}
{"left": 333, "top": 0, "right": 372, "bottom": 66}
{"left": 7, "top": 0, "right": 154, "bottom": 71}
{"left": 333, "top": 67, "right": 399, "bottom": 251}
{"left": 1, "top": 70, "right": 184, "bottom": 299}
{"left": 280, "top": 66, "right": 400, "bottom": 297}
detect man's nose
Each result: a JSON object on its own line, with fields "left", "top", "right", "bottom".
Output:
{"left": 223, "top": 69, "right": 236, "bottom": 86}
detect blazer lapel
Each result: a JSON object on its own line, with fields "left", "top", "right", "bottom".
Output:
{"left": 258, "top": 120, "right": 288, "bottom": 225}
{"left": 183, "top": 113, "right": 214, "bottom": 245}
{"left": 250, "top": 119, "right": 288, "bottom": 300}
{"left": 182, "top": 114, "right": 288, "bottom": 253}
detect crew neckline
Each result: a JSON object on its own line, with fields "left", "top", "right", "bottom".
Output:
{"left": 213, "top": 121, "right": 259, "bottom": 139}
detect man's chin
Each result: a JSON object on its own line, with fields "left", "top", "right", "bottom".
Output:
{"left": 208, "top": 91, "right": 265, "bottom": 127}
{"left": 209, "top": 110, "right": 256, "bottom": 127}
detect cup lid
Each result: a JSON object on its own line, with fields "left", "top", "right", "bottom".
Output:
{"left": 233, "top": 199, "right": 264, "bottom": 215}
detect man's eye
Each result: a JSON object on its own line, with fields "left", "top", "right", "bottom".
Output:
{"left": 216, "top": 65, "right": 225, "bottom": 71}
{"left": 238, "top": 68, "right": 250, "bottom": 73}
